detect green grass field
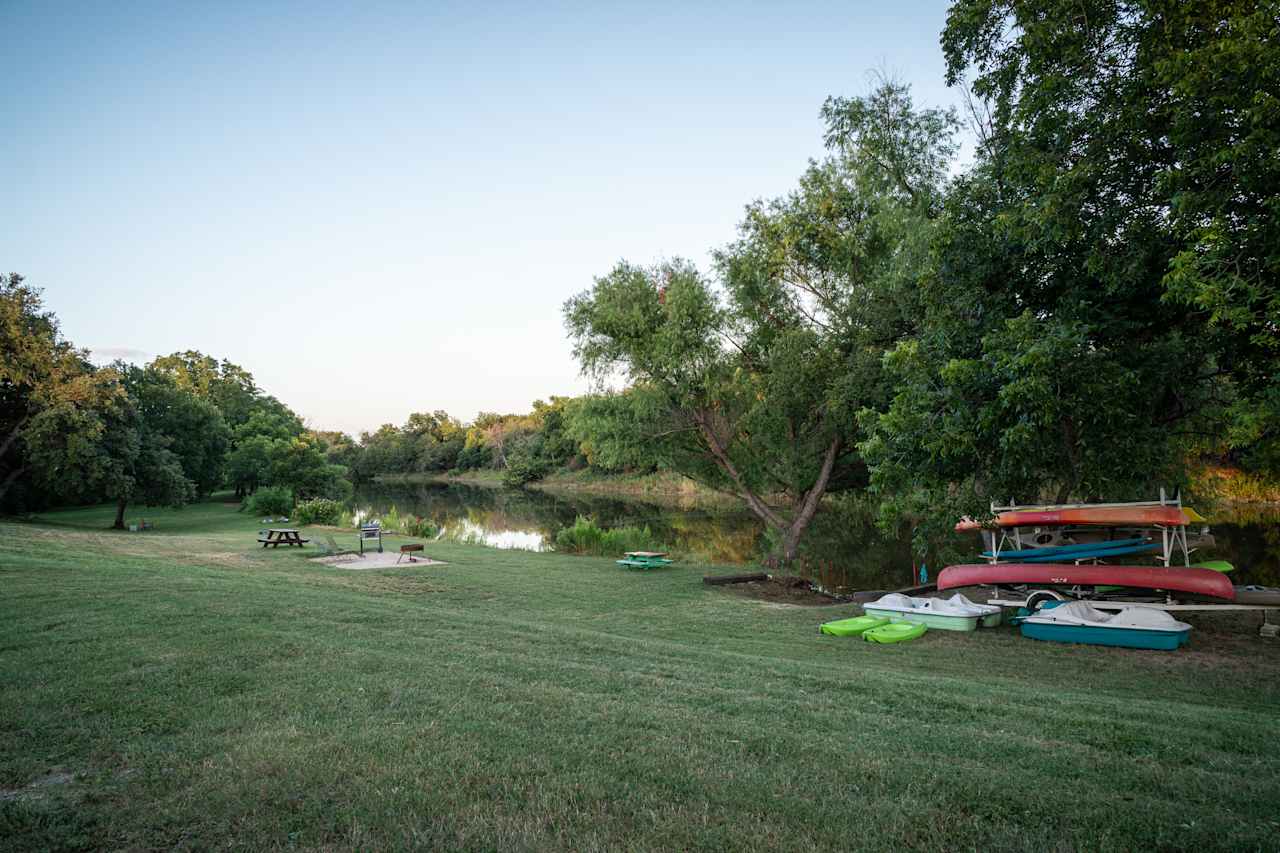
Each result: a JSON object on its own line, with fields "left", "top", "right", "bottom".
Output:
{"left": 2, "top": 497, "right": 1278, "bottom": 850}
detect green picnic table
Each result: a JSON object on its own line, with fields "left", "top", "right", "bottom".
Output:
{"left": 616, "top": 550, "right": 674, "bottom": 569}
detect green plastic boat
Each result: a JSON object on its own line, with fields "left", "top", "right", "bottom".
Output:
{"left": 1191, "top": 560, "right": 1234, "bottom": 574}
{"left": 863, "top": 622, "right": 927, "bottom": 644}
{"left": 819, "top": 615, "right": 889, "bottom": 637}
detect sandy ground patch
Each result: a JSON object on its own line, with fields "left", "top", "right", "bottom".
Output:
{"left": 310, "top": 552, "right": 447, "bottom": 570}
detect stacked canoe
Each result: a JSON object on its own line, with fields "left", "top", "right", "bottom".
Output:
{"left": 944, "top": 498, "right": 1233, "bottom": 602}
{"left": 941, "top": 497, "right": 1238, "bottom": 649}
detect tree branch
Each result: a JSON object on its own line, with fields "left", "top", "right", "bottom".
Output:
{"left": 692, "top": 409, "right": 786, "bottom": 529}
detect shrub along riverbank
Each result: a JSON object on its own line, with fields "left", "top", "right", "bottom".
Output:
{"left": 376, "top": 461, "right": 1280, "bottom": 515}
{"left": 2, "top": 497, "right": 1278, "bottom": 849}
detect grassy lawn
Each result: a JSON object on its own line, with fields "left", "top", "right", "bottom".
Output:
{"left": 2, "top": 498, "right": 1278, "bottom": 850}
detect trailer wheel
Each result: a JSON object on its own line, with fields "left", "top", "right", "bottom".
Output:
{"left": 1026, "top": 589, "right": 1063, "bottom": 612}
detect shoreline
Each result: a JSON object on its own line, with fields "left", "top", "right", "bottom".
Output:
{"left": 369, "top": 470, "right": 749, "bottom": 509}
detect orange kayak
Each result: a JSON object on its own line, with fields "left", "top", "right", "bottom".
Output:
{"left": 956, "top": 506, "right": 1187, "bottom": 531}
{"left": 997, "top": 506, "right": 1187, "bottom": 527}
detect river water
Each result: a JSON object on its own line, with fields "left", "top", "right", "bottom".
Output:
{"left": 353, "top": 482, "right": 1280, "bottom": 591}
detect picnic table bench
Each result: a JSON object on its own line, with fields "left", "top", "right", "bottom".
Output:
{"left": 616, "top": 550, "right": 675, "bottom": 569}
{"left": 258, "top": 528, "right": 309, "bottom": 548}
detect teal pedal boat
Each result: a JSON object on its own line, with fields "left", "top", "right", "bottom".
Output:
{"left": 819, "top": 615, "right": 889, "bottom": 637}
{"left": 863, "top": 592, "right": 1003, "bottom": 632}
{"left": 1018, "top": 600, "right": 1191, "bottom": 650}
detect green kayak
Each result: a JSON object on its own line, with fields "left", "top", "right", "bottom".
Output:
{"left": 819, "top": 615, "right": 889, "bottom": 637}
{"left": 1191, "top": 560, "right": 1234, "bottom": 574}
{"left": 864, "top": 622, "right": 927, "bottom": 644}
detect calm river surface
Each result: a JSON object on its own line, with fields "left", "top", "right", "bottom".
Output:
{"left": 354, "top": 482, "right": 1280, "bottom": 591}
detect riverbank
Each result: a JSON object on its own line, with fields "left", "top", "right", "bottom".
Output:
{"left": 374, "top": 469, "right": 745, "bottom": 508}
{"left": 1190, "top": 464, "right": 1280, "bottom": 510}
{"left": 378, "top": 462, "right": 1280, "bottom": 515}
{"left": 4, "top": 498, "right": 1279, "bottom": 849}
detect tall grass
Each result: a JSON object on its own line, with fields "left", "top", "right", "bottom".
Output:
{"left": 240, "top": 486, "right": 293, "bottom": 517}
{"left": 292, "top": 498, "right": 344, "bottom": 525}
{"left": 554, "top": 515, "right": 664, "bottom": 556}
{"left": 1191, "top": 464, "right": 1280, "bottom": 504}
{"left": 361, "top": 504, "right": 438, "bottom": 538}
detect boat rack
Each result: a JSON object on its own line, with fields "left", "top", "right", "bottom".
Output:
{"left": 988, "top": 595, "right": 1274, "bottom": 612}
{"left": 983, "top": 489, "right": 1197, "bottom": 568}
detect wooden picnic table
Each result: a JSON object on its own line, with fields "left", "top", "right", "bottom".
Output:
{"left": 258, "top": 528, "right": 310, "bottom": 548}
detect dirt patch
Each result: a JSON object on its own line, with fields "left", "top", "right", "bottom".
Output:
{"left": 722, "top": 575, "right": 844, "bottom": 606}
{"left": 310, "top": 552, "right": 447, "bottom": 570}
{"left": 1153, "top": 610, "right": 1280, "bottom": 671}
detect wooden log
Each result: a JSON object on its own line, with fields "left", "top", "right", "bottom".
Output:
{"left": 703, "top": 572, "right": 769, "bottom": 586}
{"left": 847, "top": 583, "right": 937, "bottom": 603}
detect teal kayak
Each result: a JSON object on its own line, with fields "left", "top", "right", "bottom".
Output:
{"left": 1018, "top": 542, "right": 1159, "bottom": 562}
{"left": 819, "top": 615, "right": 889, "bottom": 637}
{"left": 864, "top": 622, "right": 927, "bottom": 644}
{"left": 982, "top": 537, "right": 1148, "bottom": 559}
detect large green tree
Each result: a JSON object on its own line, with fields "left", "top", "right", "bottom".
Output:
{"left": 151, "top": 350, "right": 260, "bottom": 430}
{"left": 122, "top": 365, "right": 231, "bottom": 496}
{"left": 225, "top": 396, "right": 306, "bottom": 496}
{"left": 940, "top": 0, "right": 1277, "bottom": 387}
{"left": 0, "top": 274, "right": 90, "bottom": 511}
{"left": 861, "top": 0, "right": 1280, "bottom": 542}
{"left": 267, "top": 435, "right": 353, "bottom": 502}
{"left": 565, "top": 82, "right": 954, "bottom": 563}
{"left": 24, "top": 366, "right": 195, "bottom": 529}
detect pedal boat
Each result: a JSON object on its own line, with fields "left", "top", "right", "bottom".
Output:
{"left": 1017, "top": 600, "right": 1191, "bottom": 650}
{"left": 862, "top": 592, "right": 1002, "bottom": 632}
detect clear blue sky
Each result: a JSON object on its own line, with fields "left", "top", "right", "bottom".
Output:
{"left": 3, "top": 0, "right": 962, "bottom": 435}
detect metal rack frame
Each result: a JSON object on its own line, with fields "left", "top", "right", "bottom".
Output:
{"left": 981, "top": 488, "right": 1193, "bottom": 567}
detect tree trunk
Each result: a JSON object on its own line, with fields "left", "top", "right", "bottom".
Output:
{"left": 779, "top": 525, "right": 804, "bottom": 564}
{"left": 691, "top": 409, "right": 843, "bottom": 570}
{"left": 113, "top": 497, "right": 128, "bottom": 530}
{"left": 763, "top": 437, "right": 843, "bottom": 568}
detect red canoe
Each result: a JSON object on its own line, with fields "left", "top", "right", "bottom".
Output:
{"left": 937, "top": 563, "right": 1235, "bottom": 600}
{"left": 955, "top": 506, "right": 1187, "bottom": 531}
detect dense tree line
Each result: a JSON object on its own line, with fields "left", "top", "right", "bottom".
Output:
{"left": 0, "top": 280, "right": 350, "bottom": 526}
{"left": 0, "top": 282, "right": 654, "bottom": 524}
{"left": 566, "top": 1, "right": 1280, "bottom": 561}
{"left": 346, "top": 397, "right": 631, "bottom": 488}
{"left": 0, "top": 276, "right": 661, "bottom": 522}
